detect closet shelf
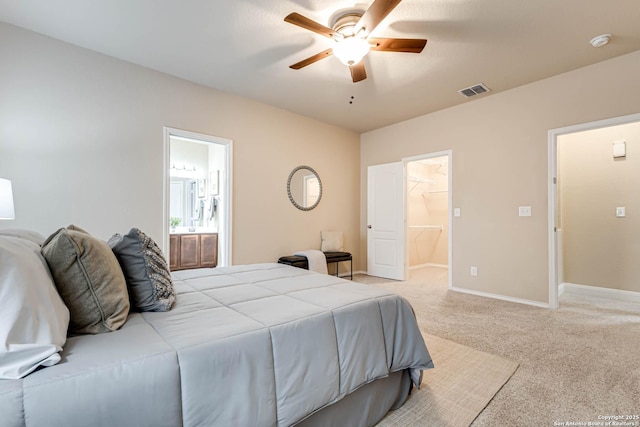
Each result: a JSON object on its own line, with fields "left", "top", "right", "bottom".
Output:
{"left": 423, "top": 189, "right": 448, "bottom": 194}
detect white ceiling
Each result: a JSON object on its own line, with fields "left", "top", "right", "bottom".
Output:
{"left": 1, "top": 0, "right": 639, "bottom": 133}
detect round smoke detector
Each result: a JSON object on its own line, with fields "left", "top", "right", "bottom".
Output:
{"left": 590, "top": 34, "right": 611, "bottom": 48}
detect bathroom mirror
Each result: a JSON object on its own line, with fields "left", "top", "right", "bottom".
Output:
{"left": 287, "top": 165, "right": 322, "bottom": 211}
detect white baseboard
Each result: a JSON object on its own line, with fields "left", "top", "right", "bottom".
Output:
{"left": 409, "top": 263, "right": 430, "bottom": 270}
{"left": 450, "top": 286, "right": 549, "bottom": 309}
{"left": 409, "top": 263, "right": 448, "bottom": 270}
{"left": 427, "top": 263, "right": 448, "bottom": 269}
{"left": 558, "top": 282, "right": 566, "bottom": 296}
{"left": 561, "top": 282, "right": 640, "bottom": 303}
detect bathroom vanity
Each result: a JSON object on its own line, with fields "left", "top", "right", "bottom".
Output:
{"left": 169, "top": 232, "right": 218, "bottom": 271}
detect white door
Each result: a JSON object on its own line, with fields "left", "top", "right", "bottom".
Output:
{"left": 367, "top": 162, "right": 406, "bottom": 280}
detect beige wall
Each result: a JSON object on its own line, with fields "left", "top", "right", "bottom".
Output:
{"left": 361, "top": 49, "right": 640, "bottom": 304}
{"left": 559, "top": 122, "right": 640, "bottom": 292}
{"left": 0, "top": 23, "right": 360, "bottom": 265}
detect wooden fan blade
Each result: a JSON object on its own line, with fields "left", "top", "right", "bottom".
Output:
{"left": 354, "top": 0, "right": 403, "bottom": 36}
{"left": 289, "top": 48, "right": 333, "bottom": 70}
{"left": 369, "top": 38, "right": 427, "bottom": 53}
{"left": 285, "top": 13, "right": 338, "bottom": 39}
{"left": 349, "top": 62, "right": 367, "bottom": 83}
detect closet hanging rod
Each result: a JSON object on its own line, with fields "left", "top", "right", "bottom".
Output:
{"left": 408, "top": 176, "right": 435, "bottom": 184}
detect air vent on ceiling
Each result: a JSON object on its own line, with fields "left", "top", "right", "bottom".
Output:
{"left": 458, "top": 83, "right": 491, "bottom": 98}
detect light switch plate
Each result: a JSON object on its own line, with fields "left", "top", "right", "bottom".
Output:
{"left": 613, "top": 141, "right": 626, "bottom": 158}
{"left": 454, "top": 208, "right": 461, "bottom": 217}
{"left": 616, "top": 207, "right": 626, "bottom": 217}
{"left": 519, "top": 206, "right": 532, "bottom": 217}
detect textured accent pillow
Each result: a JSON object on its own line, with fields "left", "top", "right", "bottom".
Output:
{"left": 41, "top": 225, "right": 129, "bottom": 335}
{"left": 321, "top": 231, "right": 344, "bottom": 252}
{"left": 108, "top": 228, "right": 176, "bottom": 312}
{"left": 0, "top": 236, "right": 70, "bottom": 379}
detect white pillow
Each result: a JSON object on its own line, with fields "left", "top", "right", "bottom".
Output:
{"left": 320, "top": 231, "right": 344, "bottom": 252}
{"left": 0, "top": 228, "right": 46, "bottom": 246}
{"left": 0, "top": 236, "right": 70, "bottom": 379}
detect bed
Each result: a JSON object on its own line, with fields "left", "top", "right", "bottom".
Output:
{"left": 0, "top": 229, "right": 432, "bottom": 427}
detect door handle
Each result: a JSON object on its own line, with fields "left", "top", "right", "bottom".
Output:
{"left": 367, "top": 225, "right": 372, "bottom": 229}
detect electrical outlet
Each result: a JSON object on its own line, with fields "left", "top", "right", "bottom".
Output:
{"left": 470, "top": 266, "right": 478, "bottom": 276}
{"left": 518, "top": 206, "right": 532, "bottom": 217}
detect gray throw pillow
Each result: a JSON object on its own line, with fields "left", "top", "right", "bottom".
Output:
{"left": 41, "top": 225, "right": 130, "bottom": 335}
{"left": 109, "top": 228, "right": 176, "bottom": 312}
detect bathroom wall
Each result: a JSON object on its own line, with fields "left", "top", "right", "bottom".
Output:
{"left": 170, "top": 139, "right": 209, "bottom": 179}
{"left": 559, "top": 121, "right": 640, "bottom": 292}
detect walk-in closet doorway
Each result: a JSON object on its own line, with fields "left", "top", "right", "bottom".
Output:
{"left": 404, "top": 151, "right": 452, "bottom": 287}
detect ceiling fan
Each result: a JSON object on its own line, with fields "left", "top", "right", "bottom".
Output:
{"left": 284, "top": 0, "right": 427, "bottom": 83}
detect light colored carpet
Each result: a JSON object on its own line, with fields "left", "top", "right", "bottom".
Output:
{"left": 356, "top": 267, "right": 640, "bottom": 426}
{"left": 377, "top": 333, "right": 518, "bottom": 427}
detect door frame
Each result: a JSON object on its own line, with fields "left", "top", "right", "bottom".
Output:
{"left": 403, "top": 150, "right": 453, "bottom": 289}
{"left": 547, "top": 113, "right": 640, "bottom": 309}
{"left": 163, "top": 127, "right": 233, "bottom": 266}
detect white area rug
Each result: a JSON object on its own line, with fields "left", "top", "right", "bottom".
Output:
{"left": 377, "top": 333, "right": 519, "bottom": 427}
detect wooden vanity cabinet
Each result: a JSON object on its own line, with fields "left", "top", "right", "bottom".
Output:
{"left": 169, "top": 234, "right": 179, "bottom": 269}
{"left": 169, "top": 233, "right": 218, "bottom": 271}
{"left": 199, "top": 234, "right": 218, "bottom": 268}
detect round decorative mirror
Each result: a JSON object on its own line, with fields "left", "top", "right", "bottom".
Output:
{"left": 287, "top": 165, "right": 322, "bottom": 211}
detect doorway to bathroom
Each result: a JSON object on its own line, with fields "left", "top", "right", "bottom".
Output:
{"left": 405, "top": 151, "right": 451, "bottom": 287}
{"left": 548, "top": 113, "right": 640, "bottom": 308}
{"left": 163, "top": 127, "right": 232, "bottom": 267}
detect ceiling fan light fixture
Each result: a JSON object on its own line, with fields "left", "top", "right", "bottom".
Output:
{"left": 333, "top": 37, "right": 371, "bottom": 66}
{"left": 284, "top": 1, "right": 427, "bottom": 82}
